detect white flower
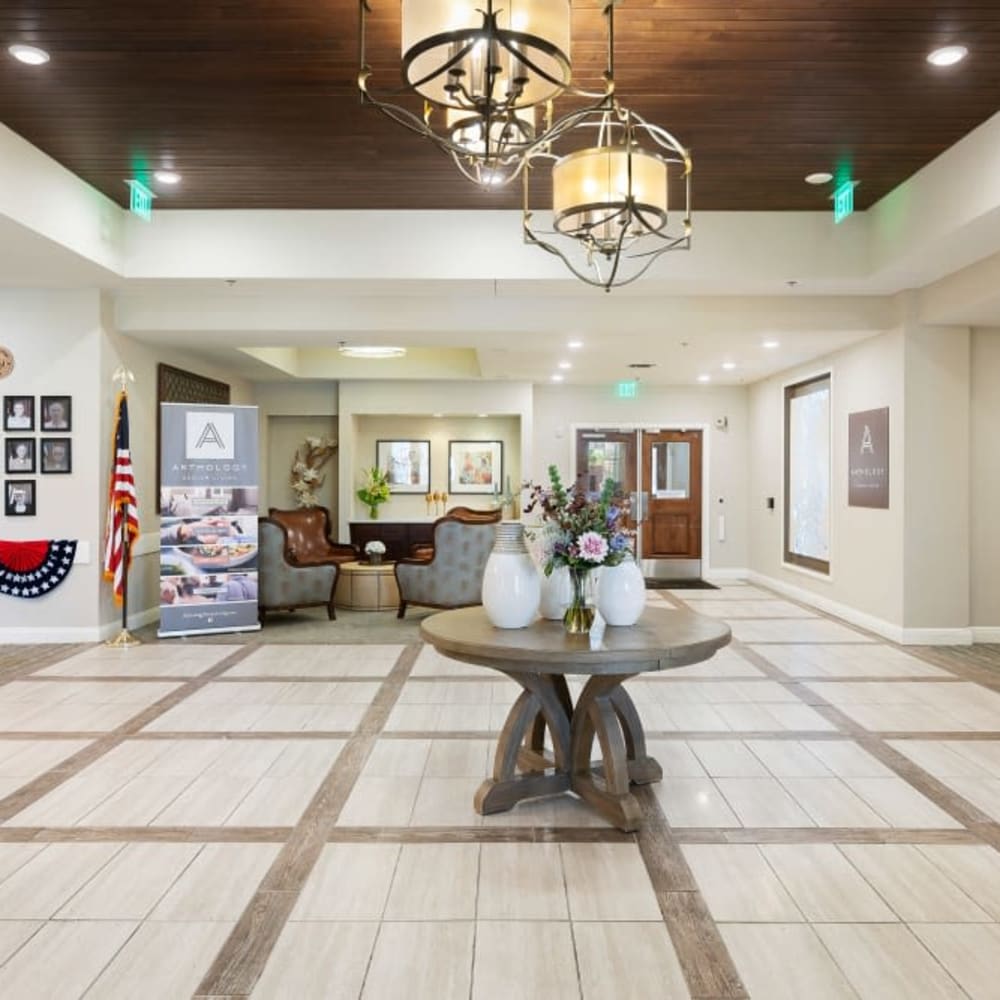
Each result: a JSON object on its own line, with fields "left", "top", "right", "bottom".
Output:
{"left": 577, "top": 531, "right": 609, "bottom": 564}
{"left": 365, "top": 540, "right": 386, "bottom": 555}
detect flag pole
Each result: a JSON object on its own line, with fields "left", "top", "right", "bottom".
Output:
{"left": 105, "top": 368, "right": 141, "bottom": 648}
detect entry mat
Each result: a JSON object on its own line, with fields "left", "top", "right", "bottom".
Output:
{"left": 644, "top": 578, "right": 719, "bottom": 590}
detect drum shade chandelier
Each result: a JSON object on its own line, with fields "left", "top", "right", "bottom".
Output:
{"left": 358, "top": 0, "right": 692, "bottom": 290}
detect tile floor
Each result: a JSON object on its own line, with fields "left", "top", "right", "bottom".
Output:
{"left": 0, "top": 584, "right": 997, "bottom": 998}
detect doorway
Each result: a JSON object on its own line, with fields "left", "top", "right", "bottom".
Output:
{"left": 575, "top": 427, "right": 705, "bottom": 579}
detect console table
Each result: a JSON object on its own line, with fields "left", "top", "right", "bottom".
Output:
{"left": 420, "top": 605, "right": 731, "bottom": 831}
{"left": 349, "top": 521, "right": 435, "bottom": 562}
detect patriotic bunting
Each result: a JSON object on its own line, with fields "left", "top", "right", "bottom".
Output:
{"left": 0, "top": 539, "right": 77, "bottom": 599}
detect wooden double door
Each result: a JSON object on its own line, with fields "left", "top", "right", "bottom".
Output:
{"left": 576, "top": 428, "right": 702, "bottom": 564}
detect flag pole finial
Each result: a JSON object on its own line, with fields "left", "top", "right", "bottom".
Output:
{"left": 111, "top": 366, "right": 135, "bottom": 391}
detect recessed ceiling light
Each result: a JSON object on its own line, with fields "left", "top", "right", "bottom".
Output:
{"left": 558, "top": 361, "right": 572, "bottom": 369}
{"left": 927, "top": 45, "right": 968, "bottom": 67}
{"left": 762, "top": 340, "right": 780, "bottom": 349}
{"left": 805, "top": 172, "right": 833, "bottom": 185}
{"left": 697, "top": 374, "right": 711, "bottom": 383}
{"left": 722, "top": 362, "right": 736, "bottom": 371}
{"left": 567, "top": 340, "right": 583, "bottom": 349}
{"left": 551, "top": 374, "right": 564, "bottom": 382}
{"left": 154, "top": 170, "right": 181, "bottom": 186}
{"left": 8, "top": 44, "right": 49, "bottom": 65}
{"left": 337, "top": 345, "right": 406, "bottom": 359}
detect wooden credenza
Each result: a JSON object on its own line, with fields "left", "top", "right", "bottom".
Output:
{"left": 349, "top": 521, "right": 436, "bottom": 562}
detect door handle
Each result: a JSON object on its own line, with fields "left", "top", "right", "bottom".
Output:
{"left": 631, "top": 491, "right": 649, "bottom": 522}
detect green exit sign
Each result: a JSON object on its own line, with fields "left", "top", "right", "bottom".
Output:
{"left": 616, "top": 380, "right": 638, "bottom": 399}
{"left": 833, "top": 181, "right": 855, "bottom": 224}
{"left": 126, "top": 179, "right": 155, "bottom": 221}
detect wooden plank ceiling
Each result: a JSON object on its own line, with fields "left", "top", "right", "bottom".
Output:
{"left": 1, "top": 1, "right": 999, "bottom": 212}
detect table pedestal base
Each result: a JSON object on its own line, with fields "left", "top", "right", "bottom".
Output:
{"left": 475, "top": 671, "right": 662, "bottom": 832}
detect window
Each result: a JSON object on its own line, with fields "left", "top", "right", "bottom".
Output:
{"left": 784, "top": 373, "right": 831, "bottom": 574}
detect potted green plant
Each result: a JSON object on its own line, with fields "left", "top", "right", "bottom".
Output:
{"left": 357, "top": 467, "right": 391, "bottom": 519}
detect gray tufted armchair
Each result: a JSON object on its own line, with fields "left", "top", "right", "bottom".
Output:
{"left": 394, "top": 515, "right": 498, "bottom": 618}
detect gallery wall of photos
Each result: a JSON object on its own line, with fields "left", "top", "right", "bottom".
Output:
{"left": 2, "top": 394, "right": 73, "bottom": 517}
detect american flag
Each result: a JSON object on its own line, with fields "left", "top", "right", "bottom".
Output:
{"left": 102, "top": 391, "right": 139, "bottom": 602}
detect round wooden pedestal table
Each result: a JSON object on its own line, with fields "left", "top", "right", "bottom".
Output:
{"left": 420, "top": 606, "right": 731, "bottom": 832}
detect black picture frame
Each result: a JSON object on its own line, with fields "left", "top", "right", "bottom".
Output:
{"left": 376, "top": 439, "right": 432, "bottom": 493}
{"left": 448, "top": 439, "right": 504, "bottom": 494}
{"left": 3, "top": 395, "right": 34, "bottom": 432}
{"left": 5, "top": 438, "right": 36, "bottom": 475}
{"left": 41, "top": 437, "right": 72, "bottom": 474}
{"left": 40, "top": 395, "right": 72, "bottom": 432}
{"left": 4, "top": 479, "right": 36, "bottom": 516}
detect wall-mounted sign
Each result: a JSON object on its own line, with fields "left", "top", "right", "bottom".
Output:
{"left": 126, "top": 179, "right": 155, "bottom": 221}
{"left": 833, "top": 180, "right": 855, "bottom": 224}
{"left": 616, "top": 380, "right": 638, "bottom": 399}
{"left": 848, "top": 407, "right": 889, "bottom": 508}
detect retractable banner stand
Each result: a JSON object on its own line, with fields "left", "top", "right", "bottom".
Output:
{"left": 158, "top": 403, "right": 261, "bottom": 637}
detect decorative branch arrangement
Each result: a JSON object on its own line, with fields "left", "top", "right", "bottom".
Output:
{"left": 290, "top": 436, "right": 337, "bottom": 508}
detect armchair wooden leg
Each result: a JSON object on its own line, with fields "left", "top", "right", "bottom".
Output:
{"left": 397, "top": 601, "right": 407, "bottom": 619}
{"left": 327, "top": 601, "right": 337, "bottom": 621}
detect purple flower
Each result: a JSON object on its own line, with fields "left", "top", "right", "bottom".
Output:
{"left": 577, "top": 531, "right": 609, "bottom": 563}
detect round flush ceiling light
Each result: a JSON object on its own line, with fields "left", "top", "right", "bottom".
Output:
{"left": 722, "top": 361, "right": 736, "bottom": 371}
{"left": 927, "top": 45, "right": 968, "bottom": 67}
{"left": 567, "top": 340, "right": 584, "bottom": 349}
{"left": 697, "top": 374, "right": 711, "bottom": 383}
{"left": 8, "top": 44, "right": 50, "bottom": 65}
{"left": 762, "top": 340, "right": 781, "bottom": 349}
{"left": 154, "top": 170, "right": 181, "bottom": 185}
{"left": 805, "top": 171, "right": 833, "bottom": 185}
{"left": 337, "top": 345, "right": 406, "bottom": 359}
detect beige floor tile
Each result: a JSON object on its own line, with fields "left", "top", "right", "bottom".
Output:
{"left": 662, "top": 703, "right": 732, "bottom": 731}
{"left": 0, "top": 920, "right": 136, "bottom": 999}
{"left": 384, "top": 843, "right": 479, "bottom": 920}
{"left": 477, "top": 843, "right": 568, "bottom": 920}
{"left": 815, "top": 923, "right": 966, "bottom": 1000}
{"left": 0, "top": 843, "right": 122, "bottom": 918}
{"left": 251, "top": 921, "right": 379, "bottom": 1000}
{"left": 4, "top": 771, "right": 127, "bottom": 827}
{"left": 384, "top": 703, "right": 443, "bottom": 732}
{"left": 762, "top": 703, "right": 839, "bottom": 731}
{"left": 363, "top": 921, "right": 474, "bottom": 1000}
{"left": 150, "top": 774, "right": 256, "bottom": 826}
{"left": 941, "top": 776, "right": 1000, "bottom": 820}
{"left": 265, "top": 738, "right": 345, "bottom": 779}
{"left": 362, "top": 738, "right": 431, "bottom": 777}
{"left": 410, "top": 777, "right": 482, "bottom": 826}
{"left": 689, "top": 740, "right": 770, "bottom": 777}
{"left": 910, "top": 923, "right": 1000, "bottom": 1000}
{"left": 150, "top": 843, "right": 280, "bottom": 921}
{"left": 84, "top": 920, "right": 234, "bottom": 1000}
{"left": 0, "top": 843, "right": 47, "bottom": 883}
{"left": 0, "top": 739, "right": 89, "bottom": 777}
{"left": 425, "top": 738, "right": 491, "bottom": 777}
{"left": 779, "top": 778, "right": 889, "bottom": 827}
{"left": 57, "top": 843, "right": 201, "bottom": 919}
{"left": 574, "top": 921, "right": 690, "bottom": 1000}
{"left": 945, "top": 741, "right": 1000, "bottom": 777}
{"left": 839, "top": 844, "right": 992, "bottom": 922}
{"left": 645, "top": 740, "right": 707, "bottom": 777}
{"left": 80, "top": 774, "right": 197, "bottom": 826}
{"left": 721, "top": 923, "right": 860, "bottom": 1000}
{"left": 292, "top": 844, "right": 401, "bottom": 920}
{"left": 888, "top": 740, "right": 994, "bottom": 778}
{"left": 745, "top": 739, "right": 834, "bottom": 777}
{"left": 653, "top": 777, "right": 741, "bottom": 827}
{"left": 472, "top": 920, "right": 580, "bottom": 1000}
{"left": 561, "top": 843, "right": 661, "bottom": 921}
{"left": 681, "top": 844, "right": 802, "bottom": 922}
{"left": 337, "top": 775, "right": 421, "bottom": 826}
{"left": 760, "top": 844, "right": 896, "bottom": 921}
{"left": 802, "top": 741, "right": 894, "bottom": 777}
{"left": 843, "top": 777, "right": 962, "bottom": 829}
{"left": 225, "top": 776, "right": 323, "bottom": 826}
{"left": 730, "top": 620, "right": 873, "bottom": 643}
{"left": 917, "top": 845, "right": 1000, "bottom": 920}
{"left": 715, "top": 777, "right": 816, "bottom": 827}
{"left": 0, "top": 920, "right": 41, "bottom": 966}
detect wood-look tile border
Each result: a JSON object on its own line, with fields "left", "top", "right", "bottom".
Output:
{"left": 194, "top": 641, "right": 421, "bottom": 998}
{"left": 0, "top": 643, "right": 90, "bottom": 685}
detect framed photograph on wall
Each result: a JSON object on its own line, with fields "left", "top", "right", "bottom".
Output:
{"left": 41, "top": 438, "right": 72, "bottom": 474}
{"left": 376, "top": 439, "right": 431, "bottom": 493}
{"left": 40, "top": 395, "right": 72, "bottom": 432}
{"left": 5, "top": 438, "right": 35, "bottom": 474}
{"left": 3, "top": 395, "right": 34, "bottom": 432}
{"left": 448, "top": 440, "right": 503, "bottom": 494}
{"left": 4, "top": 479, "right": 36, "bottom": 516}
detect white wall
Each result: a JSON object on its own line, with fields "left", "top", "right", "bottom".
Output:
{"left": 970, "top": 328, "right": 1000, "bottom": 629}
{"left": 748, "top": 328, "right": 906, "bottom": 628}
{"left": 531, "top": 384, "right": 749, "bottom": 572}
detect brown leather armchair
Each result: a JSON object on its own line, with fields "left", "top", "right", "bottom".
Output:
{"left": 409, "top": 506, "right": 501, "bottom": 560}
{"left": 258, "top": 507, "right": 357, "bottom": 621}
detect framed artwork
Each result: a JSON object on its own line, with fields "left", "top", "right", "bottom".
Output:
{"left": 40, "top": 395, "right": 72, "bottom": 432}
{"left": 377, "top": 439, "right": 431, "bottom": 493}
{"left": 449, "top": 439, "right": 503, "bottom": 494}
{"left": 4, "top": 479, "right": 35, "bottom": 516}
{"left": 5, "top": 438, "right": 35, "bottom": 474}
{"left": 3, "top": 395, "right": 34, "bottom": 432}
{"left": 41, "top": 437, "right": 72, "bottom": 474}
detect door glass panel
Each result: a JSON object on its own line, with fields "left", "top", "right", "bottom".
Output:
{"left": 786, "top": 378, "right": 831, "bottom": 566}
{"left": 651, "top": 441, "right": 690, "bottom": 498}
{"left": 585, "top": 441, "right": 627, "bottom": 491}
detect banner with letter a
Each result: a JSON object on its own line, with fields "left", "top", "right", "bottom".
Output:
{"left": 158, "top": 403, "right": 261, "bottom": 637}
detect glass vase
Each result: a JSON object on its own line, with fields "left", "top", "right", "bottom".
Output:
{"left": 563, "top": 565, "right": 595, "bottom": 634}
{"left": 369, "top": 505, "right": 379, "bottom": 520}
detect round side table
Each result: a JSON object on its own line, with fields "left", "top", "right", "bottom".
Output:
{"left": 335, "top": 560, "right": 400, "bottom": 611}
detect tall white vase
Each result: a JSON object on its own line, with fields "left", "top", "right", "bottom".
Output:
{"left": 538, "top": 564, "right": 571, "bottom": 619}
{"left": 482, "top": 522, "right": 540, "bottom": 628}
{"left": 596, "top": 557, "right": 646, "bottom": 626}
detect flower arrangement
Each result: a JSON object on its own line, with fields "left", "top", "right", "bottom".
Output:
{"left": 289, "top": 436, "right": 337, "bottom": 508}
{"left": 364, "top": 539, "right": 386, "bottom": 564}
{"left": 525, "top": 465, "right": 634, "bottom": 574}
{"left": 357, "top": 467, "right": 391, "bottom": 519}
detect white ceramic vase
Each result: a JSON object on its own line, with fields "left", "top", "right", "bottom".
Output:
{"left": 596, "top": 557, "right": 646, "bottom": 626}
{"left": 538, "top": 564, "right": 571, "bottom": 619}
{"left": 482, "top": 522, "right": 540, "bottom": 629}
